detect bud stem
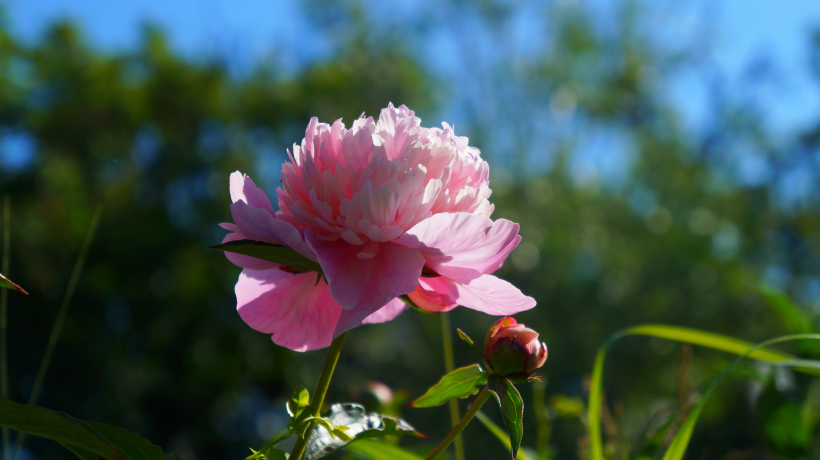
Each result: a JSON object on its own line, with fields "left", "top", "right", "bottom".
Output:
{"left": 425, "top": 387, "right": 491, "bottom": 460}
{"left": 289, "top": 332, "right": 347, "bottom": 460}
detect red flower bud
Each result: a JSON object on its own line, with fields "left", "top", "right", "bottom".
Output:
{"left": 483, "top": 317, "right": 548, "bottom": 377}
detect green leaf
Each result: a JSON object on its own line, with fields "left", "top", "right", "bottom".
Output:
{"left": 487, "top": 376, "right": 524, "bottom": 460}
{"left": 475, "top": 411, "right": 534, "bottom": 460}
{"left": 0, "top": 398, "right": 181, "bottom": 460}
{"left": 410, "top": 364, "right": 488, "bottom": 407}
{"left": 304, "top": 403, "right": 422, "bottom": 460}
{"left": 760, "top": 284, "right": 811, "bottom": 334}
{"left": 287, "top": 386, "right": 310, "bottom": 420}
{"left": 0, "top": 272, "right": 26, "bottom": 294}
{"left": 246, "top": 447, "right": 288, "bottom": 460}
{"left": 661, "top": 334, "right": 820, "bottom": 460}
{"left": 212, "top": 240, "right": 323, "bottom": 274}
{"left": 587, "top": 324, "right": 809, "bottom": 460}
{"left": 344, "top": 439, "right": 424, "bottom": 460}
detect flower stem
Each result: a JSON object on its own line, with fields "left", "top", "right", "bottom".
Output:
{"left": 289, "top": 332, "right": 347, "bottom": 460}
{"left": 440, "top": 312, "right": 464, "bottom": 460}
{"left": 12, "top": 207, "right": 101, "bottom": 460}
{"left": 425, "top": 387, "right": 491, "bottom": 460}
{"left": 1, "top": 196, "right": 9, "bottom": 460}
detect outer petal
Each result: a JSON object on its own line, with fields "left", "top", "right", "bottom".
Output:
{"left": 306, "top": 232, "right": 424, "bottom": 320}
{"left": 230, "top": 171, "right": 276, "bottom": 216}
{"left": 236, "top": 268, "right": 341, "bottom": 352}
{"left": 407, "top": 277, "right": 459, "bottom": 312}
{"left": 424, "top": 274, "right": 536, "bottom": 316}
{"left": 361, "top": 298, "right": 409, "bottom": 325}
{"left": 231, "top": 200, "right": 317, "bottom": 261}
{"left": 222, "top": 232, "right": 280, "bottom": 271}
{"left": 395, "top": 212, "right": 521, "bottom": 283}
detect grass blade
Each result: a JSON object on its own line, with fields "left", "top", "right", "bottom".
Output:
{"left": 661, "top": 334, "right": 820, "bottom": 460}
{"left": 12, "top": 207, "right": 101, "bottom": 460}
{"left": 587, "top": 324, "right": 804, "bottom": 460}
{"left": 475, "top": 411, "right": 533, "bottom": 460}
{"left": 1, "top": 196, "right": 8, "bottom": 460}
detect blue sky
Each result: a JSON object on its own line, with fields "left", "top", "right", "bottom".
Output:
{"left": 5, "top": 0, "right": 820, "bottom": 186}
{"left": 7, "top": 0, "right": 820, "bottom": 134}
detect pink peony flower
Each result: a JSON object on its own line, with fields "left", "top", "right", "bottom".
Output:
{"left": 222, "top": 103, "right": 536, "bottom": 351}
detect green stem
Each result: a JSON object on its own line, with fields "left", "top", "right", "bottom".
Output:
{"left": 1, "top": 197, "right": 9, "bottom": 460}
{"left": 425, "top": 387, "right": 491, "bottom": 460}
{"left": 440, "top": 312, "right": 464, "bottom": 460}
{"left": 12, "top": 207, "right": 101, "bottom": 460}
{"left": 289, "top": 332, "right": 347, "bottom": 460}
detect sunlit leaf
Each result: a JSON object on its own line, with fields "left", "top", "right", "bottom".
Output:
{"left": 212, "top": 240, "right": 323, "bottom": 274}
{"left": 487, "top": 376, "right": 524, "bottom": 460}
{"left": 0, "top": 398, "right": 180, "bottom": 460}
{"left": 588, "top": 324, "right": 809, "bottom": 460}
{"left": 0, "top": 272, "right": 26, "bottom": 294}
{"left": 410, "top": 364, "right": 488, "bottom": 408}
{"left": 304, "top": 403, "right": 422, "bottom": 460}
{"left": 344, "top": 439, "right": 423, "bottom": 460}
{"left": 287, "top": 386, "right": 310, "bottom": 420}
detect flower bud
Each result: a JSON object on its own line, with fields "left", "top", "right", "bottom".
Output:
{"left": 483, "top": 317, "right": 548, "bottom": 377}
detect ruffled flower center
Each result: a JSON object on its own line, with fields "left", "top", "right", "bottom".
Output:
{"left": 276, "top": 104, "right": 493, "bottom": 258}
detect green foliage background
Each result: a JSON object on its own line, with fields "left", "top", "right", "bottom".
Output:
{"left": 3, "top": 1, "right": 820, "bottom": 459}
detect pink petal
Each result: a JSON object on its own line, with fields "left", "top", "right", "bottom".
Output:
{"left": 395, "top": 213, "right": 521, "bottom": 283}
{"left": 236, "top": 268, "right": 341, "bottom": 352}
{"left": 222, "top": 232, "right": 280, "bottom": 270}
{"left": 306, "top": 232, "right": 425, "bottom": 317}
{"left": 419, "top": 275, "right": 535, "bottom": 316}
{"left": 362, "top": 298, "right": 409, "bottom": 325}
{"left": 230, "top": 171, "right": 276, "bottom": 216}
{"left": 407, "top": 277, "right": 459, "bottom": 312}
{"left": 334, "top": 297, "right": 409, "bottom": 337}
{"left": 231, "top": 200, "right": 317, "bottom": 261}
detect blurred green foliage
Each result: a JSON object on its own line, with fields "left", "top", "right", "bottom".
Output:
{"left": 3, "top": 1, "right": 820, "bottom": 459}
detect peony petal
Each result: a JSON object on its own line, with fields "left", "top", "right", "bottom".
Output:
{"left": 450, "top": 274, "right": 536, "bottom": 315}
{"left": 235, "top": 268, "right": 341, "bottom": 352}
{"left": 361, "top": 298, "right": 409, "bottom": 325}
{"left": 395, "top": 212, "right": 521, "bottom": 283}
{"left": 231, "top": 200, "right": 317, "bottom": 261}
{"left": 222, "top": 232, "right": 280, "bottom": 271}
{"left": 417, "top": 274, "right": 536, "bottom": 316}
{"left": 230, "top": 171, "right": 276, "bottom": 216}
{"left": 306, "top": 232, "right": 425, "bottom": 319}
{"left": 407, "top": 277, "right": 459, "bottom": 313}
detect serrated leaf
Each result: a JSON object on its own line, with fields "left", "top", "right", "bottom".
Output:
{"left": 0, "top": 272, "right": 27, "bottom": 294}
{"left": 410, "top": 364, "right": 487, "bottom": 408}
{"left": 0, "top": 398, "right": 180, "bottom": 460}
{"left": 213, "top": 240, "right": 323, "bottom": 274}
{"left": 304, "top": 403, "right": 422, "bottom": 460}
{"left": 487, "top": 376, "right": 524, "bottom": 460}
